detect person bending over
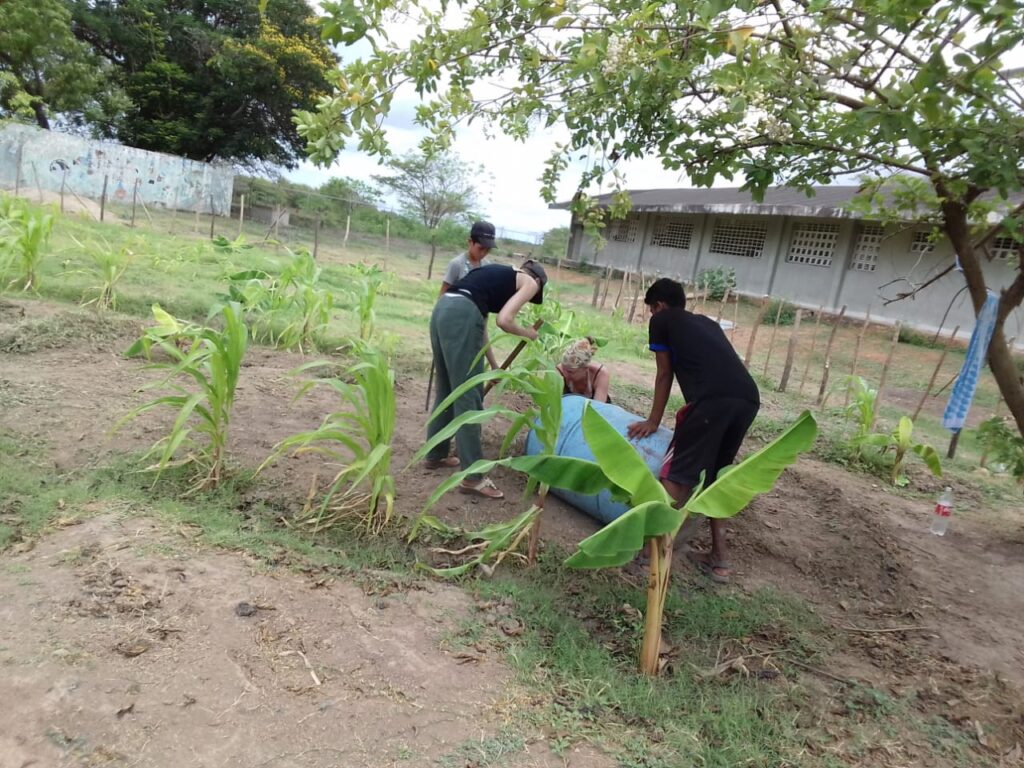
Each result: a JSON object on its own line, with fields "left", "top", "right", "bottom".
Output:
{"left": 627, "top": 278, "right": 760, "bottom": 583}
{"left": 424, "top": 260, "right": 548, "bottom": 499}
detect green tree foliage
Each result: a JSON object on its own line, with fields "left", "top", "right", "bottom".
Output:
{"left": 70, "top": 0, "right": 337, "bottom": 166}
{"left": 0, "top": 0, "right": 126, "bottom": 131}
{"left": 298, "top": 0, "right": 1024, "bottom": 436}
{"left": 373, "top": 152, "right": 478, "bottom": 278}
{"left": 538, "top": 227, "right": 570, "bottom": 261}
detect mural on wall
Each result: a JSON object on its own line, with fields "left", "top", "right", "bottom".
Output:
{"left": 0, "top": 124, "right": 234, "bottom": 215}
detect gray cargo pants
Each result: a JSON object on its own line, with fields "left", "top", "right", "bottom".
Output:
{"left": 426, "top": 295, "right": 486, "bottom": 478}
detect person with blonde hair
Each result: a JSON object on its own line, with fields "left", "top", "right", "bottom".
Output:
{"left": 556, "top": 337, "right": 611, "bottom": 403}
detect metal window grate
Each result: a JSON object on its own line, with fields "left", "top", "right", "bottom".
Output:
{"left": 786, "top": 221, "right": 839, "bottom": 267}
{"left": 989, "top": 236, "right": 1019, "bottom": 260}
{"left": 910, "top": 230, "right": 936, "bottom": 254}
{"left": 650, "top": 217, "right": 695, "bottom": 250}
{"left": 609, "top": 214, "right": 640, "bottom": 243}
{"left": 708, "top": 219, "right": 767, "bottom": 258}
{"left": 851, "top": 223, "right": 883, "bottom": 272}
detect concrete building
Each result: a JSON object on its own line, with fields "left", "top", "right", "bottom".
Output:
{"left": 554, "top": 186, "right": 1024, "bottom": 342}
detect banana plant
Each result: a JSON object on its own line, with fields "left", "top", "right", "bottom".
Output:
{"left": 860, "top": 416, "right": 941, "bottom": 486}
{"left": 260, "top": 342, "right": 396, "bottom": 534}
{"left": 432, "top": 406, "right": 817, "bottom": 675}
{"left": 120, "top": 302, "right": 248, "bottom": 491}
{"left": 409, "top": 362, "right": 565, "bottom": 574}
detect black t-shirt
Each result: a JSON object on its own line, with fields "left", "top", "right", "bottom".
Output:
{"left": 448, "top": 264, "right": 518, "bottom": 315}
{"left": 648, "top": 307, "right": 760, "bottom": 405}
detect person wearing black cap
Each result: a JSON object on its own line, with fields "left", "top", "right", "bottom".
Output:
{"left": 438, "top": 221, "right": 498, "bottom": 369}
{"left": 424, "top": 258, "right": 548, "bottom": 499}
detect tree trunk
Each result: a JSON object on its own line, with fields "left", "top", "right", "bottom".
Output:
{"left": 427, "top": 239, "right": 437, "bottom": 279}
{"left": 941, "top": 197, "right": 1024, "bottom": 437}
{"left": 32, "top": 101, "right": 50, "bottom": 130}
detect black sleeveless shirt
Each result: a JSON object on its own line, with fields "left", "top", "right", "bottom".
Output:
{"left": 447, "top": 264, "right": 519, "bottom": 316}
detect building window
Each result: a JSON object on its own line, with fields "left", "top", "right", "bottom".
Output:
{"left": 910, "top": 230, "right": 937, "bottom": 254}
{"left": 650, "top": 217, "right": 695, "bottom": 250}
{"left": 708, "top": 219, "right": 767, "bottom": 258}
{"left": 851, "top": 223, "right": 883, "bottom": 272}
{"left": 609, "top": 214, "right": 640, "bottom": 243}
{"left": 786, "top": 221, "right": 839, "bottom": 267}
{"left": 989, "top": 236, "right": 1019, "bottom": 261}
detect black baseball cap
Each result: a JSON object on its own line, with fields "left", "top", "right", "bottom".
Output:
{"left": 470, "top": 221, "right": 497, "bottom": 249}
{"left": 521, "top": 259, "right": 547, "bottom": 304}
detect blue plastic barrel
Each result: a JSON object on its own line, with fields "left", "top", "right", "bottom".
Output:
{"left": 524, "top": 395, "right": 674, "bottom": 524}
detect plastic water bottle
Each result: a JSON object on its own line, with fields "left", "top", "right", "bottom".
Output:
{"left": 930, "top": 487, "right": 953, "bottom": 536}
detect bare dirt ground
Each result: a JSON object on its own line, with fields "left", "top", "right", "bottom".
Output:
{"left": 2, "top": 297, "right": 1023, "bottom": 765}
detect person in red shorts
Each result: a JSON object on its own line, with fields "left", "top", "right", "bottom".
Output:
{"left": 627, "top": 278, "right": 760, "bottom": 583}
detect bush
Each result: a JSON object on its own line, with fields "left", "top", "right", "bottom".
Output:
{"left": 765, "top": 298, "right": 798, "bottom": 326}
{"left": 898, "top": 327, "right": 944, "bottom": 349}
{"left": 695, "top": 266, "right": 736, "bottom": 301}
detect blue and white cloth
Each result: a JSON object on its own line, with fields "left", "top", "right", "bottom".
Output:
{"left": 942, "top": 291, "right": 999, "bottom": 432}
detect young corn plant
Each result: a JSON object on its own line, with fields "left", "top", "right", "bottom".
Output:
{"left": 861, "top": 416, "right": 942, "bottom": 487}
{"left": 441, "top": 405, "right": 817, "bottom": 675}
{"left": 121, "top": 302, "right": 248, "bottom": 491}
{"left": 262, "top": 342, "right": 396, "bottom": 533}
{"left": 0, "top": 198, "right": 55, "bottom": 292}
{"left": 843, "top": 375, "right": 879, "bottom": 447}
{"left": 347, "top": 262, "right": 390, "bottom": 340}
{"left": 69, "top": 236, "right": 133, "bottom": 311}
{"left": 410, "top": 360, "right": 565, "bottom": 574}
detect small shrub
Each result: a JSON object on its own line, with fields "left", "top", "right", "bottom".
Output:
{"left": 977, "top": 416, "right": 1024, "bottom": 484}
{"left": 898, "top": 327, "right": 943, "bottom": 349}
{"left": 764, "top": 298, "right": 798, "bottom": 326}
{"left": 695, "top": 266, "right": 736, "bottom": 301}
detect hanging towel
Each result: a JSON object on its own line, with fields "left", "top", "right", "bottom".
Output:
{"left": 942, "top": 291, "right": 1000, "bottom": 431}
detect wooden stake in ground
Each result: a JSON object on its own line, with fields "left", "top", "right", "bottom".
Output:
{"left": 59, "top": 169, "right": 67, "bottom": 213}
{"left": 344, "top": 213, "right": 351, "bottom": 247}
{"left": 385, "top": 217, "right": 390, "bottom": 251}
{"left": 130, "top": 178, "right": 139, "bottom": 228}
{"left": 591, "top": 269, "right": 602, "bottom": 307}
{"left": 313, "top": 213, "right": 321, "bottom": 259}
{"left": 871, "top": 321, "right": 902, "bottom": 430}
{"left": 169, "top": 186, "right": 178, "bottom": 233}
{"left": 912, "top": 325, "right": 960, "bottom": 421}
{"left": 237, "top": 194, "right": 245, "bottom": 237}
{"left": 777, "top": 309, "right": 803, "bottom": 392}
{"left": 845, "top": 310, "right": 872, "bottom": 408}
{"left": 715, "top": 287, "right": 730, "bottom": 323}
{"left": 815, "top": 305, "right": 847, "bottom": 407}
{"left": 209, "top": 195, "right": 216, "bottom": 239}
{"left": 798, "top": 306, "right": 825, "bottom": 394}
{"left": 762, "top": 300, "right": 786, "bottom": 378}
{"left": 628, "top": 274, "right": 643, "bottom": 323}
{"left": 100, "top": 175, "right": 108, "bottom": 223}
{"left": 14, "top": 143, "right": 22, "bottom": 197}
{"left": 483, "top": 319, "right": 545, "bottom": 395}
{"left": 731, "top": 291, "right": 741, "bottom": 343}
{"left": 613, "top": 270, "right": 627, "bottom": 311}
{"left": 744, "top": 296, "right": 770, "bottom": 368}
{"left": 600, "top": 266, "right": 613, "bottom": 309}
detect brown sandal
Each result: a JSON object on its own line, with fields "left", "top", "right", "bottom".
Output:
{"left": 424, "top": 456, "right": 460, "bottom": 469}
{"left": 458, "top": 477, "right": 504, "bottom": 499}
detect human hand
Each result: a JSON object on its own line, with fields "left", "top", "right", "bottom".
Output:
{"left": 627, "top": 419, "right": 659, "bottom": 439}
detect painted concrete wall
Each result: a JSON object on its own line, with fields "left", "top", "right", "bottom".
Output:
{"left": 574, "top": 209, "right": 1024, "bottom": 345}
{"left": 0, "top": 124, "right": 234, "bottom": 215}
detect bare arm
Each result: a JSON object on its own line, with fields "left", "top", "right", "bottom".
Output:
{"left": 438, "top": 281, "right": 451, "bottom": 298}
{"left": 482, "top": 324, "right": 499, "bottom": 369}
{"left": 627, "top": 351, "right": 673, "bottom": 438}
{"left": 495, "top": 273, "right": 540, "bottom": 340}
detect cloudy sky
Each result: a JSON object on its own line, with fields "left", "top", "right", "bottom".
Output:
{"left": 285, "top": 20, "right": 691, "bottom": 240}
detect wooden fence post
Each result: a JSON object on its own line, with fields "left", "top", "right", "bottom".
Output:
{"left": 592, "top": 269, "right": 603, "bottom": 306}
{"left": 613, "top": 270, "right": 627, "bottom": 310}
{"left": 731, "top": 292, "right": 741, "bottom": 343}
{"left": 344, "top": 213, "right": 351, "bottom": 247}
{"left": 798, "top": 305, "right": 825, "bottom": 394}
{"left": 14, "top": 143, "right": 22, "bottom": 196}
{"left": 715, "top": 287, "right": 730, "bottom": 323}
{"left": 313, "top": 213, "right": 321, "bottom": 259}
{"left": 627, "top": 273, "right": 643, "bottom": 323}
{"left": 912, "top": 325, "right": 960, "bottom": 421}
{"left": 777, "top": 309, "right": 803, "bottom": 392}
{"left": 209, "top": 195, "right": 216, "bottom": 239}
{"left": 238, "top": 194, "right": 245, "bottom": 237}
{"left": 59, "top": 170, "right": 67, "bottom": 213}
{"left": 386, "top": 216, "right": 390, "bottom": 251}
{"left": 871, "top": 321, "right": 902, "bottom": 430}
{"left": 130, "top": 178, "right": 139, "bottom": 228}
{"left": 744, "top": 296, "right": 770, "bottom": 367}
{"left": 762, "top": 300, "right": 786, "bottom": 377}
{"left": 815, "top": 305, "right": 847, "bottom": 407}
{"left": 600, "top": 266, "right": 612, "bottom": 309}
{"left": 99, "top": 175, "right": 108, "bottom": 222}
{"left": 845, "top": 310, "right": 872, "bottom": 408}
